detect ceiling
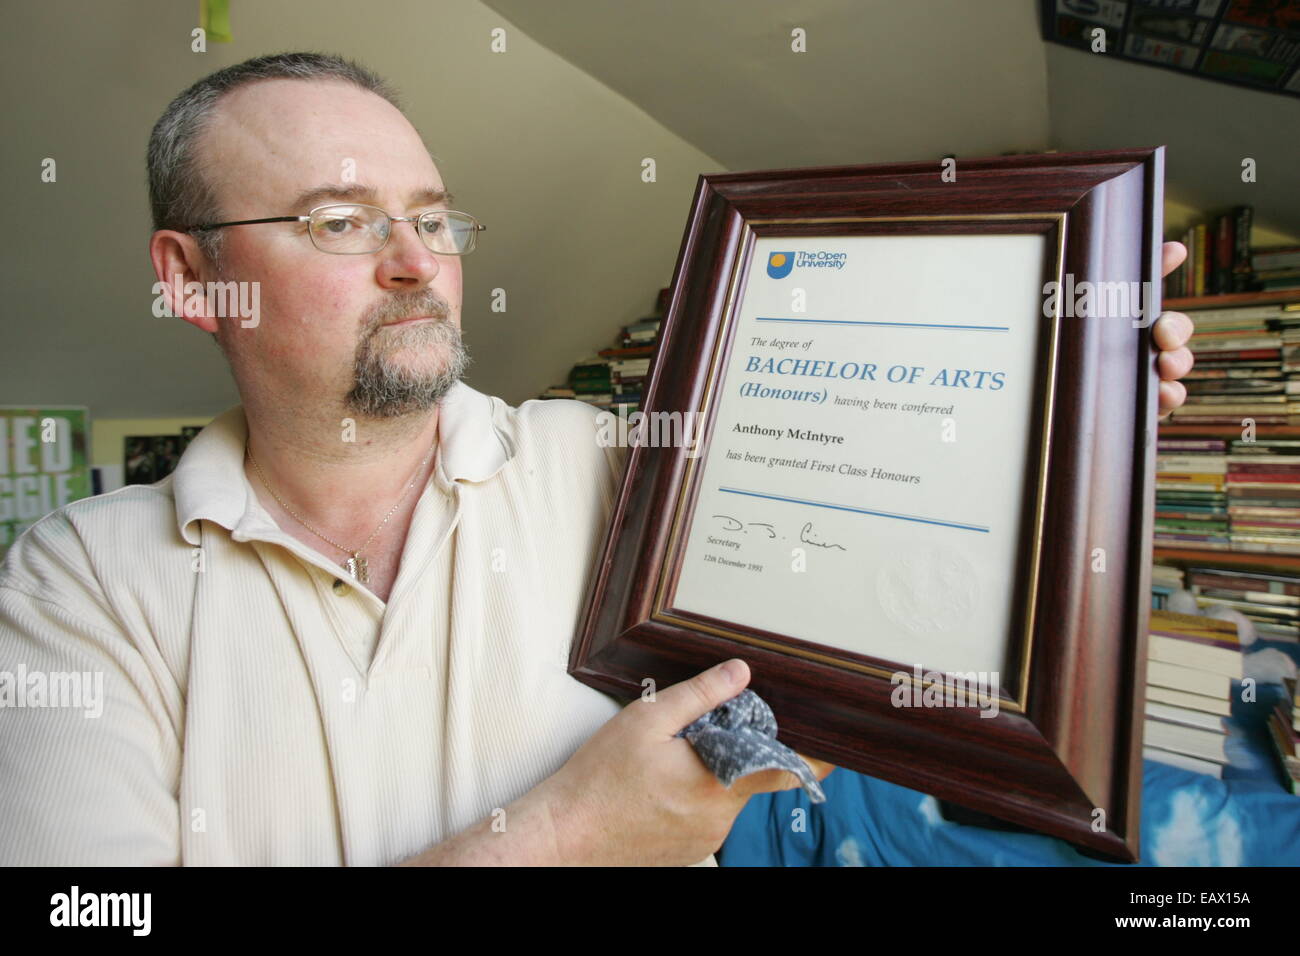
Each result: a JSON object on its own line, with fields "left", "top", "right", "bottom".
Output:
{"left": 484, "top": 0, "right": 1052, "bottom": 169}
{"left": 484, "top": 0, "right": 1300, "bottom": 236}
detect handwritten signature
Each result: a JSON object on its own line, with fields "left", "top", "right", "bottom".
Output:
{"left": 712, "top": 514, "right": 847, "bottom": 551}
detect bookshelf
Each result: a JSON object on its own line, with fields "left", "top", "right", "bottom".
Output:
{"left": 1165, "top": 291, "right": 1300, "bottom": 311}
{"left": 1152, "top": 547, "right": 1300, "bottom": 574}
{"left": 538, "top": 288, "right": 670, "bottom": 412}
{"left": 1160, "top": 426, "right": 1300, "bottom": 438}
{"left": 1155, "top": 292, "right": 1300, "bottom": 576}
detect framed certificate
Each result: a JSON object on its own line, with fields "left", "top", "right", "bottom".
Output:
{"left": 570, "top": 148, "right": 1164, "bottom": 861}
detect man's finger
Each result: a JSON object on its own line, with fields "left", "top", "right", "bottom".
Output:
{"left": 1161, "top": 241, "right": 1187, "bottom": 279}
{"left": 642, "top": 658, "right": 750, "bottom": 735}
{"left": 1157, "top": 346, "right": 1194, "bottom": 383}
{"left": 1153, "top": 311, "right": 1194, "bottom": 351}
{"left": 1158, "top": 379, "right": 1187, "bottom": 417}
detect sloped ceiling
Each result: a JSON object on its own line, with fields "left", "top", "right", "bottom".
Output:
{"left": 483, "top": 0, "right": 1053, "bottom": 169}
{"left": 1045, "top": 42, "right": 1299, "bottom": 236}
{"left": 484, "top": 0, "right": 1299, "bottom": 236}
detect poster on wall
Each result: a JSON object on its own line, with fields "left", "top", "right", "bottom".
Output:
{"left": 1042, "top": 0, "right": 1300, "bottom": 99}
{"left": 123, "top": 427, "right": 206, "bottom": 486}
{"left": 0, "top": 407, "right": 91, "bottom": 562}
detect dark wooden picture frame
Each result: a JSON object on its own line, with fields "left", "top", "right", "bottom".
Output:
{"left": 570, "top": 148, "right": 1164, "bottom": 861}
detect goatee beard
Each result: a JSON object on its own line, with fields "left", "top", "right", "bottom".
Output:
{"left": 345, "top": 300, "right": 471, "bottom": 419}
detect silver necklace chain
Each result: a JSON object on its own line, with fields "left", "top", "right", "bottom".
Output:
{"left": 247, "top": 440, "right": 435, "bottom": 584}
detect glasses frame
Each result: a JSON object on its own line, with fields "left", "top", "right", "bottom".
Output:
{"left": 188, "top": 202, "right": 487, "bottom": 255}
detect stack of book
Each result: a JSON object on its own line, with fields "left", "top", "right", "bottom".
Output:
{"left": 1156, "top": 440, "right": 1300, "bottom": 557}
{"left": 620, "top": 317, "right": 661, "bottom": 349}
{"left": 1147, "top": 564, "right": 1300, "bottom": 641}
{"left": 1155, "top": 438, "right": 1228, "bottom": 551}
{"left": 603, "top": 348, "right": 653, "bottom": 412}
{"left": 1166, "top": 304, "right": 1291, "bottom": 427}
{"left": 1159, "top": 437, "right": 1300, "bottom": 556}
{"left": 1157, "top": 301, "right": 1300, "bottom": 557}
{"left": 1143, "top": 609, "right": 1243, "bottom": 779}
{"left": 1253, "top": 246, "right": 1300, "bottom": 295}
{"left": 1184, "top": 566, "right": 1300, "bottom": 641}
{"left": 537, "top": 290, "right": 668, "bottom": 414}
{"left": 602, "top": 315, "right": 662, "bottom": 412}
{"left": 566, "top": 357, "right": 614, "bottom": 410}
{"left": 1268, "top": 677, "right": 1300, "bottom": 794}
{"left": 1224, "top": 439, "right": 1300, "bottom": 556}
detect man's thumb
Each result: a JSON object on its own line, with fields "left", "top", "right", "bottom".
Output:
{"left": 650, "top": 658, "right": 750, "bottom": 733}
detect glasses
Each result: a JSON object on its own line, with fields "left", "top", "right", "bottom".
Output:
{"left": 189, "top": 203, "right": 486, "bottom": 255}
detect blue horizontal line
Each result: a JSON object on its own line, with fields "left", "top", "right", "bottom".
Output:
{"left": 717, "top": 486, "right": 989, "bottom": 533}
{"left": 755, "top": 317, "right": 1009, "bottom": 331}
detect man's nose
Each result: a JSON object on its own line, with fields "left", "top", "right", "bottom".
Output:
{"left": 375, "top": 220, "right": 441, "bottom": 288}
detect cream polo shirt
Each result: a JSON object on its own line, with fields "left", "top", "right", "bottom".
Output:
{"left": 0, "top": 380, "right": 668, "bottom": 865}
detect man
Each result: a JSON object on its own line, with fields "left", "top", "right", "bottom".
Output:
{"left": 0, "top": 53, "right": 1194, "bottom": 866}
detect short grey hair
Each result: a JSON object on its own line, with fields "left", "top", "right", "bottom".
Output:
{"left": 146, "top": 52, "right": 401, "bottom": 268}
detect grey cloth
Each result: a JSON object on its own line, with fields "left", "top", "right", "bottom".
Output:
{"left": 676, "top": 688, "right": 827, "bottom": 804}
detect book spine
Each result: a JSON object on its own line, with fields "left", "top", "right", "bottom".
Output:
{"left": 1195, "top": 223, "right": 1209, "bottom": 298}
{"left": 1213, "top": 213, "right": 1233, "bottom": 295}
{"left": 1233, "top": 205, "right": 1253, "bottom": 292}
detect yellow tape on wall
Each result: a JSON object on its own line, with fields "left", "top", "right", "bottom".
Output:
{"left": 199, "top": 0, "right": 232, "bottom": 43}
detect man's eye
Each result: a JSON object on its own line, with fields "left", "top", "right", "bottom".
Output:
{"left": 420, "top": 217, "right": 444, "bottom": 235}
{"left": 320, "top": 217, "right": 358, "bottom": 234}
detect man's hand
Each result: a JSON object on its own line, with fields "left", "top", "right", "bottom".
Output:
{"left": 1155, "top": 241, "right": 1195, "bottom": 419}
{"left": 398, "top": 659, "right": 831, "bottom": 866}
{"left": 533, "top": 658, "right": 833, "bottom": 866}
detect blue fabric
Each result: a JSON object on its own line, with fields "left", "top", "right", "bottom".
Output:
{"left": 719, "top": 641, "right": 1300, "bottom": 867}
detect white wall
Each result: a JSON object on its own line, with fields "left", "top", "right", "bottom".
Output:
{"left": 0, "top": 0, "right": 722, "bottom": 415}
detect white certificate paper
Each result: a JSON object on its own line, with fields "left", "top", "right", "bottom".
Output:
{"left": 672, "top": 233, "right": 1051, "bottom": 676}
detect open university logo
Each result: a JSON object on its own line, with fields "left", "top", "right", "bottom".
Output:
{"left": 766, "top": 251, "right": 795, "bottom": 279}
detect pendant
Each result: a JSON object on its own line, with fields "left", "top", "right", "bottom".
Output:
{"left": 345, "top": 553, "right": 369, "bottom": 585}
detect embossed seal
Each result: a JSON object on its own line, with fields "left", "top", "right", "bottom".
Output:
{"left": 875, "top": 545, "right": 980, "bottom": 634}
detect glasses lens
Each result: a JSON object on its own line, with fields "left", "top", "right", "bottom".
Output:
{"left": 309, "top": 204, "right": 387, "bottom": 253}
{"left": 419, "top": 212, "right": 479, "bottom": 255}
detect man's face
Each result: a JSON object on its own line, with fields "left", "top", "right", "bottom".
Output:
{"left": 199, "top": 78, "right": 467, "bottom": 418}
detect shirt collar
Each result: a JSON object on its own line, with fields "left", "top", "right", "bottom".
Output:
{"left": 173, "top": 379, "right": 514, "bottom": 546}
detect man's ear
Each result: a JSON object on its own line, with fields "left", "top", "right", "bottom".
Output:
{"left": 149, "top": 229, "right": 220, "bottom": 333}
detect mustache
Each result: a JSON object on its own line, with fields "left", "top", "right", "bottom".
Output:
{"left": 362, "top": 293, "right": 452, "bottom": 331}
